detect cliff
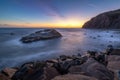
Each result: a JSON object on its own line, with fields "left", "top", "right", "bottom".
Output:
{"left": 82, "top": 9, "right": 120, "bottom": 29}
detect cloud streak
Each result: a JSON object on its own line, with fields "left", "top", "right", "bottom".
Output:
{"left": 14, "top": 0, "right": 65, "bottom": 20}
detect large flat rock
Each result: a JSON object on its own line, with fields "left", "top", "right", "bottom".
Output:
{"left": 20, "top": 29, "right": 62, "bottom": 43}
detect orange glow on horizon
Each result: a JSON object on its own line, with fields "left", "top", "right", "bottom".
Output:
{"left": 0, "top": 19, "right": 85, "bottom": 28}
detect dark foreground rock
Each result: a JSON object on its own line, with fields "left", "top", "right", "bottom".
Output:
{"left": 69, "top": 58, "right": 114, "bottom": 80}
{"left": 0, "top": 48, "right": 120, "bottom": 80}
{"left": 1, "top": 68, "right": 17, "bottom": 78}
{"left": 20, "top": 29, "right": 62, "bottom": 43}
{"left": 110, "top": 49, "right": 120, "bottom": 55}
{"left": 82, "top": 9, "right": 120, "bottom": 29}
{"left": 107, "top": 55, "right": 120, "bottom": 80}
{"left": 52, "top": 74, "right": 98, "bottom": 80}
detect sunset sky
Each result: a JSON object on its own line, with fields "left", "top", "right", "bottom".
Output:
{"left": 0, "top": 0, "right": 120, "bottom": 28}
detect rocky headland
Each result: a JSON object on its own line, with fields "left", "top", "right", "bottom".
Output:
{"left": 20, "top": 29, "right": 62, "bottom": 43}
{"left": 82, "top": 9, "right": 120, "bottom": 29}
{"left": 0, "top": 46, "right": 120, "bottom": 80}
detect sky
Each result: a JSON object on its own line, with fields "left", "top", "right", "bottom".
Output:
{"left": 0, "top": 0, "right": 120, "bottom": 28}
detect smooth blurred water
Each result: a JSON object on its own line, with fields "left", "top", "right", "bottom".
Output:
{"left": 0, "top": 28, "right": 120, "bottom": 69}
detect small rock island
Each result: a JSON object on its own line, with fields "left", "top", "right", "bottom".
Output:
{"left": 20, "top": 29, "right": 62, "bottom": 43}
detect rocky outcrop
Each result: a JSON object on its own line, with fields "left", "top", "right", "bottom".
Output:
{"left": 69, "top": 58, "right": 114, "bottom": 80}
{"left": 1, "top": 68, "right": 17, "bottom": 78}
{"left": 82, "top": 9, "right": 120, "bottom": 29}
{"left": 20, "top": 29, "right": 62, "bottom": 43}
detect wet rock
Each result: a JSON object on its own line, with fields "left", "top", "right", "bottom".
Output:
{"left": 107, "top": 55, "right": 120, "bottom": 80}
{"left": 108, "top": 55, "right": 120, "bottom": 61}
{"left": 12, "top": 61, "right": 46, "bottom": 80}
{"left": 12, "top": 65, "right": 34, "bottom": 80}
{"left": 97, "top": 35, "right": 101, "bottom": 37}
{"left": 107, "top": 61, "right": 120, "bottom": 80}
{"left": 71, "top": 58, "right": 114, "bottom": 80}
{"left": 44, "top": 67, "right": 60, "bottom": 80}
{"left": 77, "top": 53, "right": 81, "bottom": 57}
{"left": 10, "top": 33, "right": 15, "bottom": 35}
{"left": 90, "top": 36, "right": 92, "bottom": 38}
{"left": 110, "top": 49, "right": 120, "bottom": 55}
{"left": 69, "top": 65, "right": 83, "bottom": 74}
{"left": 59, "top": 55, "right": 67, "bottom": 61}
{"left": 0, "top": 73, "right": 10, "bottom": 80}
{"left": 46, "top": 62, "right": 54, "bottom": 67}
{"left": 1, "top": 50, "right": 119, "bottom": 80}
{"left": 105, "top": 45, "right": 114, "bottom": 55}
{"left": 20, "top": 29, "right": 62, "bottom": 43}
{"left": 33, "top": 61, "right": 46, "bottom": 69}
{"left": 53, "top": 61, "right": 73, "bottom": 75}
{"left": 46, "top": 59, "right": 58, "bottom": 67}
{"left": 52, "top": 74, "right": 98, "bottom": 80}
{"left": 110, "top": 35, "right": 113, "bottom": 37}
{"left": 13, "top": 67, "right": 59, "bottom": 80}
{"left": 46, "top": 59, "right": 58, "bottom": 63}
{"left": 93, "top": 37, "right": 96, "bottom": 39}
{"left": 18, "top": 68, "right": 44, "bottom": 80}
{"left": 1, "top": 68, "right": 17, "bottom": 78}
{"left": 108, "top": 61, "right": 120, "bottom": 71}
{"left": 20, "top": 62, "right": 34, "bottom": 69}
{"left": 109, "top": 41, "right": 112, "bottom": 43}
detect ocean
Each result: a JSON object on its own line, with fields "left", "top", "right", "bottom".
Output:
{"left": 0, "top": 28, "right": 120, "bottom": 69}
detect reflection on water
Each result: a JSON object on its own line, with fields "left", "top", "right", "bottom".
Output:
{"left": 0, "top": 28, "right": 120, "bottom": 69}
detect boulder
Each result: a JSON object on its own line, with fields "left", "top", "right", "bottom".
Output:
{"left": 59, "top": 55, "right": 68, "bottom": 61}
{"left": 107, "top": 61, "right": 120, "bottom": 71}
{"left": 0, "top": 73, "right": 10, "bottom": 80}
{"left": 46, "top": 59, "right": 58, "bottom": 63}
{"left": 12, "top": 61, "right": 46, "bottom": 80}
{"left": 52, "top": 74, "right": 98, "bottom": 80}
{"left": 69, "top": 65, "right": 85, "bottom": 74}
{"left": 44, "top": 67, "right": 60, "bottom": 80}
{"left": 1, "top": 68, "right": 17, "bottom": 78}
{"left": 12, "top": 66, "right": 60, "bottom": 80}
{"left": 53, "top": 61, "right": 73, "bottom": 75}
{"left": 108, "top": 55, "right": 120, "bottom": 61}
{"left": 107, "top": 55, "right": 120, "bottom": 80}
{"left": 82, "top": 9, "right": 120, "bottom": 29}
{"left": 110, "top": 49, "right": 120, "bottom": 55}
{"left": 20, "top": 29, "right": 62, "bottom": 43}
{"left": 69, "top": 58, "right": 114, "bottom": 80}
{"left": 46, "top": 59, "right": 58, "bottom": 67}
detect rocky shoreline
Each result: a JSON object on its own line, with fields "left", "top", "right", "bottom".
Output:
{"left": 0, "top": 46, "right": 120, "bottom": 80}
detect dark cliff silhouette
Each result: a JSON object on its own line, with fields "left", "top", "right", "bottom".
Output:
{"left": 82, "top": 9, "right": 120, "bottom": 29}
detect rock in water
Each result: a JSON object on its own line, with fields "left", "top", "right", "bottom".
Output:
{"left": 20, "top": 29, "right": 62, "bottom": 43}
{"left": 82, "top": 9, "right": 120, "bottom": 29}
